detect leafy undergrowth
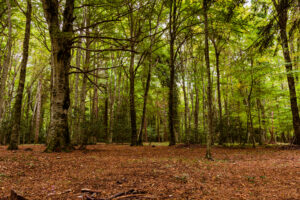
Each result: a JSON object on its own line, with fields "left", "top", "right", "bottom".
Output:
{"left": 0, "top": 144, "right": 299, "bottom": 200}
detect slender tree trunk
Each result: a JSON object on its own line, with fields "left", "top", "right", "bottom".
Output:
{"left": 73, "top": 37, "right": 81, "bottom": 144}
{"left": 129, "top": 45, "right": 137, "bottom": 146}
{"left": 256, "top": 98, "right": 263, "bottom": 145}
{"left": 129, "top": 2, "right": 137, "bottom": 146}
{"left": 248, "top": 60, "right": 255, "bottom": 147}
{"left": 273, "top": 0, "right": 300, "bottom": 145}
{"left": 92, "top": 61, "right": 99, "bottom": 123}
{"left": 138, "top": 59, "right": 152, "bottom": 146}
{"left": 215, "top": 51, "right": 224, "bottom": 145}
{"left": 79, "top": 8, "right": 91, "bottom": 149}
{"left": 25, "top": 88, "right": 32, "bottom": 143}
{"left": 189, "top": 83, "right": 193, "bottom": 142}
{"left": 168, "top": 0, "right": 177, "bottom": 146}
{"left": 269, "top": 111, "right": 276, "bottom": 144}
{"left": 138, "top": 15, "right": 156, "bottom": 145}
{"left": 201, "top": 66, "right": 206, "bottom": 145}
{"left": 104, "top": 85, "right": 109, "bottom": 142}
{"left": 108, "top": 66, "right": 119, "bottom": 144}
{"left": 182, "top": 73, "right": 189, "bottom": 144}
{"left": 8, "top": 0, "right": 32, "bottom": 150}
{"left": 204, "top": 0, "right": 213, "bottom": 160}
{"left": 42, "top": 0, "right": 74, "bottom": 152}
{"left": 194, "top": 84, "right": 199, "bottom": 143}
{"left": 0, "top": 0, "right": 12, "bottom": 121}
{"left": 34, "top": 78, "right": 42, "bottom": 144}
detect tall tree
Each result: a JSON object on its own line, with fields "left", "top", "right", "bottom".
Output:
{"left": 137, "top": 0, "right": 163, "bottom": 145}
{"left": 0, "top": 0, "right": 12, "bottom": 121}
{"left": 203, "top": 0, "right": 213, "bottom": 159}
{"left": 79, "top": 7, "right": 91, "bottom": 149}
{"left": 168, "top": 0, "right": 178, "bottom": 146}
{"left": 41, "top": 0, "right": 74, "bottom": 152}
{"left": 8, "top": 0, "right": 32, "bottom": 150}
{"left": 272, "top": 0, "right": 300, "bottom": 145}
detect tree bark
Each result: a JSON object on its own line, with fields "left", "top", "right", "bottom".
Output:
{"left": 194, "top": 84, "right": 199, "bottom": 143}
{"left": 215, "top": 50, "right": 224, "bottom": 145}
{"left": 137, "top": 57, "right": 152, "bottom": 146}
{"left": 41, "top": 0, "right": 74, "bottom": 152}
{"left": 204, "top": 0, "right": 213, "bottom": 160}
{"left": 272, "top": 0, "right": 300, "bottom": 145}
{"left": 137, "top": 14, "right": 156, "bottom": 146}
{"left": 129, "top": 44, "right": 137, "bottom": 146}
{"left": 8, "top": 0, "right": 32, "bottom": 150}
{"left": 79, "top": 10, "right": 91, "bottom": 149}
{"left": 34, "top": 78, "right": 42, "bottom": 144}
{"left": 73, "top": 36, "right": 81, "bottom": 144}
{"left": 104, "top": 85, "right": 109, "bottom": 142}
{"left": 182, "top": 72, "right": 189, "bottom": 144}
{"left": 128, "top": 1, "right": 138, "bottom": 146}
{"left": 0, "top": 0, "right": 12, "bottom": 121}
{"left": 168, "top": 0, "right": 177, "bottom": 146}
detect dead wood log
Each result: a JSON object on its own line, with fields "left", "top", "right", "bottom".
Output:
{"left": 10, "top": 190, "right": 27, "bottom": 200}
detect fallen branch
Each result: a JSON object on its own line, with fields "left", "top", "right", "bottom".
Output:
{"left": 81, "top": 188, "right": 102, "bottom": 194}
{"left": 83, "top": 189, "right": 155, "bottom": 200}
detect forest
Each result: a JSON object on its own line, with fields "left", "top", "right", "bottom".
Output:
{"left": 0, "top": 0, "right": 299, "bottom": 199}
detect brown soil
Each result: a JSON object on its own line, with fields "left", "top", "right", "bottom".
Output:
{"left": 0, "top": 144, "right": 299, "bottom": 200}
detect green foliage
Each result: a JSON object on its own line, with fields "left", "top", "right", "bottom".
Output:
{"left": 0, "top": 0, "right": 298, "bottom": 147}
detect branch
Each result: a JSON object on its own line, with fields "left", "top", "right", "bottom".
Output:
{"left": 72, "top": 46, "right": 139, "bottom": 53}
{"left": 14, "top": 0, "right": 26, "bottom": 15}
{"left": 74, "top": 19, "right": 121, "bottom": 32}
{"left": 69, "top": 66, "right": 105, "bottom": 93}
{"left": 69, "top": 65, "right": 124, "bottom": 74}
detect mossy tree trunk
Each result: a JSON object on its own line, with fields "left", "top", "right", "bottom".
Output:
{"left": 8, "top": 0, "right": 32, "bottom": 150}
{"left": 41, "top": 0, "right": 74, "bottom": 152}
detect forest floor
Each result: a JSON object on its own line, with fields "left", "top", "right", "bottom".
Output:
{"left": 0, "top": 144, "right": 299, "bottom": 200}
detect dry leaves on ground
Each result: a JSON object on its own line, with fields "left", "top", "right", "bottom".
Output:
{"left": 0, "top": 144, "right": 299, "bottom": 200}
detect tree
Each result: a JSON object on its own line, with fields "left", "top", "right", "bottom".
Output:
{"left": 271, "top": 0, "right": 300, "bottom": 145}
{"left": 41, "top": 0, "right": 75, "bottom": 152}
{"left": 203, "top": 0, "right": 213, "bottom": 159}
{"left": 0, "top": 0, "right": 12, "bottom": 121}
{"left": 8, "top": 0, "right": 32, "bottom": 150}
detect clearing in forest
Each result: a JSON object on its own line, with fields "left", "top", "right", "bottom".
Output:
{"left": 0, "top": 144, "right": 299, "bottom": 200}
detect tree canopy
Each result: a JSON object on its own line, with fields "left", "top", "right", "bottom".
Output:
{"left": 0, "top": 0, "right": 299, "bottom": 155}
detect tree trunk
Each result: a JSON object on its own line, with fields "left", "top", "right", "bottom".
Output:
{"left": 104, "top": 85, "right": 109, "bottom": 142}
{"left": 168, "top": 0, "right": 177, "bottom": 146}
{"left": 194, "top": 84, "right": 199, "bottom": 143}
{"left": 248, "top": 60, "right": 255, "bottom": 147}
{"left": 0, "top": 0, "right": 12, "bottom": 121}
{"left": 189, "top": 83, "right": 193, "bottom": 142}
{"left": 269, "top": 111, "right": 276, "bottom": 144}
{"left": 273, "top": 0, "right": 300, "bottom": 145}
{"left": 34, "top": 78, "right": 42, "bottom": 144}
{"left": 8, "top": 0, "right": 32, "bottom": 150}
{"left": 73, "top": 36, "right": 81, "bottom": 144}
{"left": 137, "top": 59, "right": 152, "bottom": 146}
{"left": 182, "top": 73, "right": 189, "bottom": 144}
{"left": 138, "top": 15, "right": 155, "bottom": 146}
{"left": 204, "top": 0, "right": 213, "bottom": 159}
{"left": 129, "top": 45, "right": 137, "bottom": 146}
{"left": 42, "top": 0, "right": 74, "bottom": 152}
{"left": 215, "top": 51, "right": 224, "bottom": 145}
{"left": 79, "top": 8, "right": 91, "bottom": 149}
{"left": 128, "top": 2, "right": 137, "bottom": 146}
